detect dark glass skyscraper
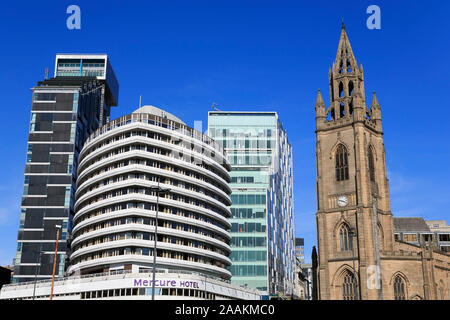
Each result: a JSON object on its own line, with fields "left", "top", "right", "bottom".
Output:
{"left": 13, "top": 55, "right": 119, "bottom": 283}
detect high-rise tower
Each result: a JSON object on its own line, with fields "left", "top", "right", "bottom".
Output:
{"left": 13, "top": 54, "right": 119, "bottom": 283}
{"left": 208, "top": 111, "right": 295, "bottom": 297}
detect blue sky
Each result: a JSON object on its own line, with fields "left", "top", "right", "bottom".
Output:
{"left": 0, "top": 0, "right": 449, "bottom": 265}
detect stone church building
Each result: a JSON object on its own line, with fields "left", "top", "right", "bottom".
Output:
{"left": 314, "top": 24, "right": 450, "bottom": 300}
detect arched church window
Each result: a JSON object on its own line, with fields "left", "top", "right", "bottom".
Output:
{"left": 349, "top": 81, "right": 354, "bottom": 96}
{"left": 339, "top": 82, "right": 344, "bottom": 97}
{"left": 335, "top": 145, "right": 349, "bottom": 181}
{"left": 368, "top": 148, "right": 375, "bottom": 182}
{"left": 342, "top": 270, "right": 357, "bottom": 300}
{"left": 339, "top": 224, "right": 353, "bottom": 251}
{"left": 393, "top": 275, "right": 406, "bottom": 300}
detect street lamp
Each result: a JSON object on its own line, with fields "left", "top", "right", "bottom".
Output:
{"left": 149, "top": 179, "right": 171, "bottom": 300}
{"left": 348, "top": 227, "right": 358, "bottom": 300}
{"left": 50, "top": 224, "right": 62, "bottom": 300}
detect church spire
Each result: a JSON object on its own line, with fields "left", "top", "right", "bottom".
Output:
{"left": 316, "top": 24, "right": 381, "bottom": 128}
{"left": 321, "top": 23, "right": 368, "bottom": 122}
{"left": 333, "top": 24, "right": 359, "bottom": 75}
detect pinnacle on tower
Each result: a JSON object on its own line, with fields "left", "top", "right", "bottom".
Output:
{"left": 371, "top": 91, "right": 380, "bottom": 109}
{"left": 315, "top": 89, "right": 326, "bottom": 120}
{"left": 370, "top": 91, "right": 382, "bottom": 125}
{"left": 315, "top": 89, "right": 325, "bottom": 107}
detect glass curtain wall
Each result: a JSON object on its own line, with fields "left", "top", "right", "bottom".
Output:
{"left": 208, "top": 112, "right": 295, "bottom": 295}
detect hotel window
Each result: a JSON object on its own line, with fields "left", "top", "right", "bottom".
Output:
{"left": 403, "top": 234, "right": 418, "bottom": 242}
{"left": 439, "top": 234, "right": 450, "bottom": 242}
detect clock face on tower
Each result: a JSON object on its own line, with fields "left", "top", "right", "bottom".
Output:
{"left": 337, "top": 195, "right": 348, "bottom": 207}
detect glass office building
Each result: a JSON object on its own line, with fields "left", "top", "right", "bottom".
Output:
{"left": 295, "top": 238, "right": 305, "bottom": 263}
{"left": 208, "top": 112, "right": 295, "bottom": 296}
{"left": 13, "top": 54, "right": 118, "bottom": 283}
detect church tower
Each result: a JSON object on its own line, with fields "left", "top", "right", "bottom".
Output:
{"left": 315, "top": 24, "right": 395, "bottom": 300}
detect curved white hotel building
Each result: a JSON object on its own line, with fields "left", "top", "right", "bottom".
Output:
{"left": 69, "top": 105, "right": 233, "bottom": 279}
{"left": 1, "top": 106, "right": 261, "bottom": 300}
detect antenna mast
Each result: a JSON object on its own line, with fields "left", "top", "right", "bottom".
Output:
{"left": 211, "top": 102, "right": 221, "bottom": 111}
